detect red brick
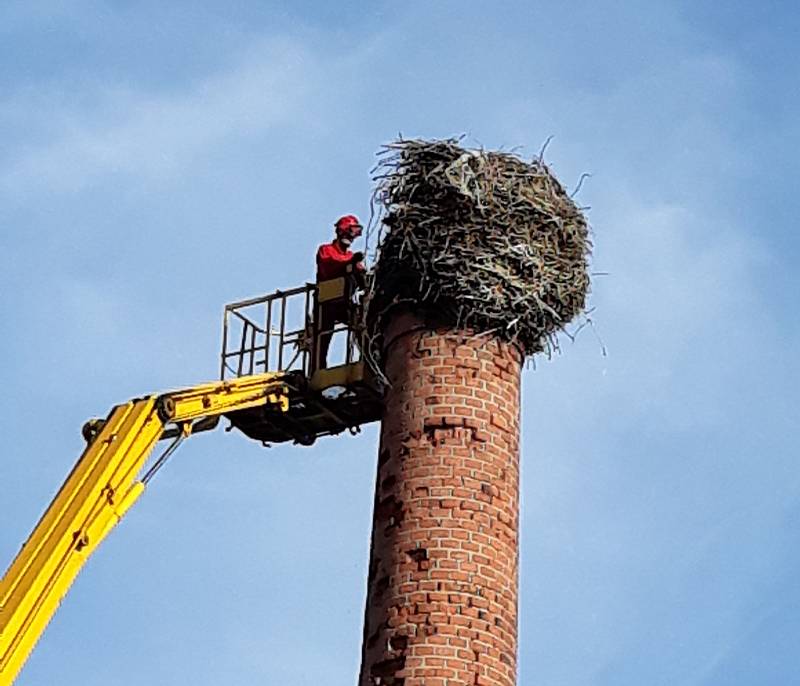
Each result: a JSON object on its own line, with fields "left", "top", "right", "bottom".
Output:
{"left": 358, "top": 316, "right": 521, "bottom": 686}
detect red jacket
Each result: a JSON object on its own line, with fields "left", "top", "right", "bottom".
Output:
{"left": 316, "top": 241, "right": 363, "bottom": 281}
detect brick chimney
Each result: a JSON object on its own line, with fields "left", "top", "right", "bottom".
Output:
{"left": 359, "top": 312, "right": 522, "bottom": 686}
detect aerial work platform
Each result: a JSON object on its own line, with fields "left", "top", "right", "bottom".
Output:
{"left": 0, "top": 275, "right": 385, "bottom": 685}
{"left": 220, "top": 278, "right": 384, "bottom": 445}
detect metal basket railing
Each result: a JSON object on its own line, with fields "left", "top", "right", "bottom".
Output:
{"left": 220, "top": 281, "right": 363, "bottom": 381}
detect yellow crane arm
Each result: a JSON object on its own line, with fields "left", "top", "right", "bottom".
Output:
{"left": 0, "top": 373, "right": 289, "bottom": 686}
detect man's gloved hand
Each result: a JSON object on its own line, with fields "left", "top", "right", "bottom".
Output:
{"left": 351, "top": 251, "right": 365, "bottom": 264}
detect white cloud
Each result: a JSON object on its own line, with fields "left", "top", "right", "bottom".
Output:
{"left": 0, "top": 39, "right": 317, "bottom": 195}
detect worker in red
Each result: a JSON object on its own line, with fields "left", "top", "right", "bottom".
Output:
{"left": 315, "top": 214, "right": 366, "bottom": 369}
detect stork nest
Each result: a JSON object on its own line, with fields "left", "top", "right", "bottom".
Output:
{"left": 362, "top": 138, "right": 591, "bottom": 362}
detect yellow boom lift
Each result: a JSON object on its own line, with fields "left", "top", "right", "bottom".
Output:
{"left": 0, "top": 276, "right": 382, "bottom": 685}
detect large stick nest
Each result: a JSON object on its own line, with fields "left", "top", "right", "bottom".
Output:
{"left": 362, "top": 138, "right": 591, "bottom": 360}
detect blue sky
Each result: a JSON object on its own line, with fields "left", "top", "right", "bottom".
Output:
{"left": 1, "top": 2, "right": 798, "bottom": 684}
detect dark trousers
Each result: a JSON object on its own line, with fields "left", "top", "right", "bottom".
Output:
{"left": 316, "top": 301, "right": 349, "bottom": 370}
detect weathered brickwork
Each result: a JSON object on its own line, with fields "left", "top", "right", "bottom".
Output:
{"left": 359, "top": 313, "right": 522, "bottom": 686}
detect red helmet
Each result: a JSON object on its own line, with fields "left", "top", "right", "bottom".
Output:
{"left": 335, "top": 214, "right": 363, "bottom": 239}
